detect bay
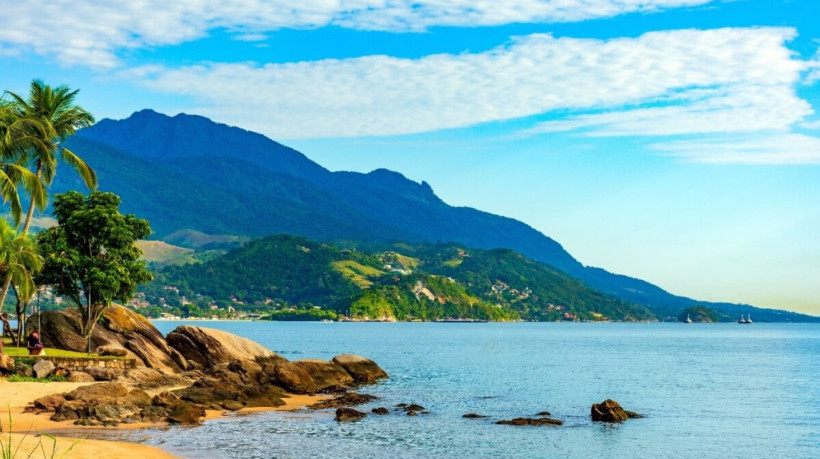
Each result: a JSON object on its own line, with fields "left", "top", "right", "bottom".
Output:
{"left": 117, "top": 322, "right": 819, "bottom": 458}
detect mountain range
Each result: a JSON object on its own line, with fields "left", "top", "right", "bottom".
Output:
{"left": 48, "top": 109, "right": 816, "bottom": 322}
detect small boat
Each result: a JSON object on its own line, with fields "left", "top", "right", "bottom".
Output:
{"left": 738, "top": 314, "right": 749, "bottom": 324}
{"left": 746, "top": 314, "right": 752, "bottom": 324}
{"left": 685, "top": 314, "right": 693, "bottom": 324}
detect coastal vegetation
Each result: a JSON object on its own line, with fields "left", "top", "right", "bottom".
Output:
{"left": 139, "top": 234, "right": 653, "bottom": 322}
{"left": 678, "top": 306, "right": 725, "bottom": 323}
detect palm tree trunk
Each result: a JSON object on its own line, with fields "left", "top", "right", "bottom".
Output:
{"left": 20, "top": 161, "right": 43, "bottom": 236}
{"left": 0, "top": 274, "right": 11, "bottom": 324}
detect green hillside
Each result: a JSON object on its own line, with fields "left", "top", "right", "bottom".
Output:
{"left": 139, "top": 235, "right": 653, "bottom": 322}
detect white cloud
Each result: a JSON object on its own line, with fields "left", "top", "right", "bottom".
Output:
{"left": 0, "top": 0, "right": 714, "bottom": 68}
{"left": 653, "top": 134, "right": 820, "bottom": 164}
{"left": 129, "top": 27, "right": 810, "bottom": 140}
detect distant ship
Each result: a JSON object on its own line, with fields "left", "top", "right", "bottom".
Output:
{"left": 685, "top": 314, "right": 693, "bottom": 323}
{"left": 738, "top": 314, "right": 752, "bottom": 324}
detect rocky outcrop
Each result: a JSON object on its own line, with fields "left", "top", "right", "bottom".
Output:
{"left": 67, "top": 371, "right": 95, "bottom": 382}
{"left": 462, "top": 413, "right": 488, "bottom": 419}
{"left": 166, "top": 326, "right": 283, "bottom": 370}
{"left": 309, "top": 392, "right": 378, "bottom": 410}
{"left": 590, "top": 399, "right": 642, "bottom": 423}
{"left": 292, "top": 359, "right": 354, "bottom": 391}
{"left": 331, "top": 354, "right": 388, "bottom": 383}
{"left": 33, "top": 305, "right": 186, "bottom": 372}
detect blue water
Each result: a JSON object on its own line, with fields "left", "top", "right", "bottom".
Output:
{"left": 114, "top": 322, "right": 818, "bottom": 458}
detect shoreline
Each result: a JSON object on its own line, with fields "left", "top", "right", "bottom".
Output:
{"left": 0, "top": 379, "right": 327, "bottom": 458}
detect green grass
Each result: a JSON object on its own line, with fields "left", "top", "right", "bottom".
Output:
{"left": 2, "top": 346, "right": 95, "bottom": 358}
{"left": 442, "top": 258, "right": 463, "bottom": 267}
{"left": 331, "top": 260, "right": 386, "bottom": 288}
{"left": 7, "top": 375, "right": 67, "bottom": 383}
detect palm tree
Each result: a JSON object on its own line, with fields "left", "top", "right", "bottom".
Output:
{"left": 5, "top": 79, "right": 97, "bottom": 235}
{"left": 0, "top": 100, "right": 48, "bottom": 225}
{"left": 0, "top": 218, "right": 42, "bottom": 345}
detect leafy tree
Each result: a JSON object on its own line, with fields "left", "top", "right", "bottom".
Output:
{"left": 36, "top": 191, "right": 152, "bottom": 352}
{"left": 0, "top": 101, "right": 48, "bottom": 223}
{"left": 0, "top": 218, "right": 42, "bottom": 345}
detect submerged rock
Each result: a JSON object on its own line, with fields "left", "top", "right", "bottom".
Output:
{"left": 462, "top": 413, "right": 488, "bottom": 419}
{"left": 371, "top": 407, "right": 389, "bottom": 415}
{"left": 309, "top": 392, "right": 378, "bottom": 410}
{"left": 167, "top": 401, "right": 206, "bottom": 425}
{"left": 496, "top": 417, "right": 563, "bottom": 426}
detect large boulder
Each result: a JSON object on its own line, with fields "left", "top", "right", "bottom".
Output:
{"left": 33, "top": 359, "right": 56, "bottom": 379}
{"left": 331, "top": 354, "right": 388, "bottom": 383}
{"left": 292, "top": 359, "right": 354, "bottom": 391}
{"left": 272, "top": 361, "right": 317, "bottom": 394}
{"left": 590, "top": 399, "right": 641, "bottom": 423}
{"left": 0, "top": 353, "right": 15, "bottom": 374}
{"left": 32, "top": 305, "right": 186, "bottom": 372}
{"left": 64, "top": 382, "right": 129, "bottom": 403}
{"left": 166, "top": 326, "right": 284, "bottom": 370}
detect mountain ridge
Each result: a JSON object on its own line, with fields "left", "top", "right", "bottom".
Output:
{"left": 46, "top": 109, "right": 817, "bottom": 322}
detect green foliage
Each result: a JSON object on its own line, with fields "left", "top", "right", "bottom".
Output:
{"left": 36, "top": 191, "right": 153, "bottom": 342}
{"left": 7, "top": 374, "right": 67, "bottom": 383}
{"left": 1, "top": 410, "right": 78, "bottom": 459}
{"left": 264, "top": 307, "right": 337, "bottom": 321}
{"left": 143, "top": 235, "right": 650, "bottom": 322}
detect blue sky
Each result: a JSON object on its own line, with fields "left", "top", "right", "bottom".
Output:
{"left": 1, "top": 0, "right": 819, "bottom": 315}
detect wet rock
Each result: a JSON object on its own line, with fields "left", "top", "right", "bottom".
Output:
{"left": 537, "top": 411, "right": 551, "bottom": 416}
{"left": 335, "top": 407, "right": 367, "bottom": 422}
{"left": 496, "top": 417, "right": 563, "bottom": 426}
{"left": 222, "top": 400, "right": 245, "bottom": 411}
{"left": 624, "top": 410, "right": 644, "bottom": 419}
{"left": 292, "top": 359, "right": 353, "bottom": 392}
{"left": 140, "top": 405, "right": 169, "bottom": 422}
{"left": 273, "top": 361, "right": 317, "bottom": 394}
{"left": 73, "top": 418, "right": 99, "bottom": 426}
{"left": 462, "top": 413, "right": 488, "bottom": 419}
{"left": 331, "top": 354, "right": 388, "bottom": 383}
{"left": 67, "top": 371, "right": 95, "bottom": 383}
{"left": 167, "top": 401, "right": 206, "bottom": 425}
{"left": 309, "top": 392, "right": 378, "bottom": 410}
{"left": 591, "top": 399, "right": 633, "bottom": 423}
{"left": 33, "top": 394, "right": 66, "bottom": 412}
{"left": 403, "top": 404, "right": 425, "bottom": 412}
{"left": 406, "top": 411, "right": 418, "bottom": 416}
{"left": 33, "top": 359, "right": 56, "bottom": 379}
{"left": 371, "top": 407, "right": 389, "bottom": 415}
{"left": 51, "top": 401, "right": 84, "bottom": 422}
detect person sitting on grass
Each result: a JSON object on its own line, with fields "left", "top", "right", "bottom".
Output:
{"left": 26, "top": 328, "right": 44, "bottom": 355}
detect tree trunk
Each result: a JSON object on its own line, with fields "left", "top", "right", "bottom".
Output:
{"left": 0, "top": 275, "right": 11, "bottom": 321}
{"left": 20, "top": 161, "right": 42, "bottom": 236}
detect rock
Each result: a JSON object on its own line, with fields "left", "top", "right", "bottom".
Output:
{"left": 406, "top": 411, "right": 418, "bottom": 416}
{"left": 371, "top": 407, "right": 389, "bottom": 415}
{"left": 83, "top": 366, "right": 121, "bottom": 381}
{"left": 33, "top": 394, "right": 66, "bottom": 412}
{"left": 33, "top": 359, "right": 56, "bottom": 379}
{"left": 64, "top": 382, "right": 129, "bottom": 403}
{"left": 221, "top": 400, "right": 245, "bottom": 411}
{"left": 0, "top": 353, "right": 14, "bottom": 374}
{"left": 152, "top": 391, "right": 181, "bottom": 408}
{"left": 331, "top": 354, "right": 388, "bottom": 383}
{"left": 292, "top": 359, "right": 354, "bottom": 392}
{"left": 67, "top": 371, "right": 96, "bottom": 383}
{"left": 309, "top": 392, "right": 379, "bottom": 410}
{"left": 173, "top": 378, "right": 286, "bottom": 410}
{"left": 335, "top": 407, "right": 366, "bottom": 422}
{"left": 51, "top": 401, "right": 84, "bottom": 422}
{"left": 624, "top": 410, "right": 644, "bottom": 419}
{"left": 121, "top": 367, "right": 191, "bottom": 389}
{"left": 167, "top": 401, "right": 206, "bottom": 425}
{"left": 53, "top": 367, "right": 70, "bottom": 378}
{"left": 403, "top": 404, "right": 425, "bottom": 412}
{"left": 166, "top": 326, "right": 283, "bottom": 371}
{"left": 496, "top": 417, "right": 563, "bottom": 426}
{"left": 140, "top": 405, "right": 168, "bottom": 422}
{"left": 13, "top": 361, "right": 33, "bottom": 378}
{"left": 462, "top": 413, "right": 488, "bottom": 419}
{"left": 273, "top": 361, "right": 317, "bottom": 394}
{"left": 537, "top": 411, "right": 551, "bottom": 416}
{"left": 97, "top": 345, "right": 128, "bottom": 357}
{"left": 32, "top": 305, "right": 185, "bottom": 372}
{"left": 590, "top": 399, "right": 631, "bottom": 423}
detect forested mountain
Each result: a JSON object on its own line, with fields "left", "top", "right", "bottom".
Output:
{"left": 142, "top": 235, "right": 653, "bottom": 322}
{"left": 47, "top": 109, "right": 818, "bottom": 322}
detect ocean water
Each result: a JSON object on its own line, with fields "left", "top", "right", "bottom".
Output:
{"left": 115, "top": 322, "right": 818, "bottom": 458}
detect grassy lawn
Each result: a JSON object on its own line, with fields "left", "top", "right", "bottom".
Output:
{"left": 2, "top": 337, "right": 99, "bottom": 358}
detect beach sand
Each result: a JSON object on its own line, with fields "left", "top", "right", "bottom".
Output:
{"left": 0, "top": 379, "right": 327, "bottom": 458}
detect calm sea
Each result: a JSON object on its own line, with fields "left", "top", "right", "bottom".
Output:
{"left": 112, "top": 322, "right": 818, "bottom": 458}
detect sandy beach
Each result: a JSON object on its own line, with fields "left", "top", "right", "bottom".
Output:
{"left": 0, "top": 379, "right": 326, "bottom": 458}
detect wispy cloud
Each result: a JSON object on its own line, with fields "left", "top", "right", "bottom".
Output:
{"left": 127, "top": 27, "right": 810, "bottom": 141}
{"left": 0, "top": 0, "right": 714, "bottom": 68}
{"left": 653, "top": 134, "right": 820, "bottom": 164}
